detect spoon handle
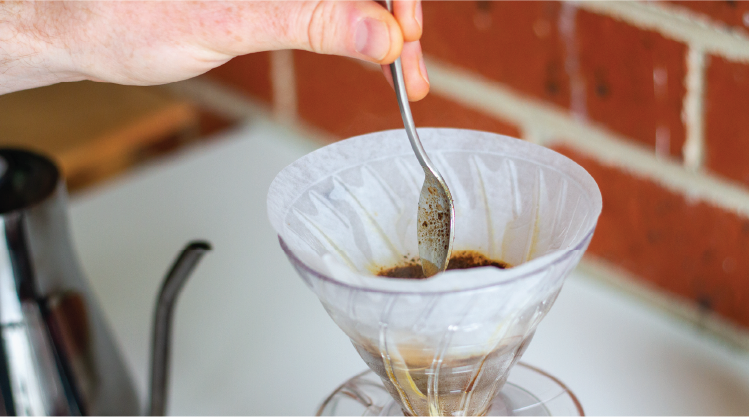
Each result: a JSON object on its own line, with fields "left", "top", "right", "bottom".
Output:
{"left": 384, "top": 1, "right": 438, "bottom": 176}
{"left": 389, "top": 59, "right": 430, "bottom": 169}
{"left": 385, "top": 1, "right": 454, "bottom": 277}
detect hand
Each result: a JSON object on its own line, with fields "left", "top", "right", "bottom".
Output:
{"left": 0, "top": 1, "right": 429, "bottom": 101}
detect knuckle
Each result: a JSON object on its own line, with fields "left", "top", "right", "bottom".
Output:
{"left": 304, "top": 1, "right": 336, "bottom": 53}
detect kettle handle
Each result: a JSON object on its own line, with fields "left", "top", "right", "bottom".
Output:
{"left": 147, "top": 241, "right": 212, "bottom": 416}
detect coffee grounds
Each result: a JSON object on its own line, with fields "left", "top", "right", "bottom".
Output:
{"left": 377, "top": 250, "right": 509, "bottom": 279}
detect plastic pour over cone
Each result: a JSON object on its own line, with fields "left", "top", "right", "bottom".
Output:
{"left": 267, "top": 129, "right": 602, "bottom": 416}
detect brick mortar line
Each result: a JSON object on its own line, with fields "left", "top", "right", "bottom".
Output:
{"left": 271, "top": 50, "right": 297, "bottom": 122}
{"left": 579, "top": 1, "right": 749, "bottom": 63}
{"left": 682, "top": 46, "right": 706, "bottom": 171}
{"left": 425, "top": 57, "right": 749, "bottom": 218}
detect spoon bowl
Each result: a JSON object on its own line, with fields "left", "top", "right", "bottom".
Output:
{"left": 417, "top": 167, "right": 454, "bottom": 276}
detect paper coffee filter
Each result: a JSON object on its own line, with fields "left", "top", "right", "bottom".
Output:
{"left": 267, "top": 128, "right": 601, "bottom": 294}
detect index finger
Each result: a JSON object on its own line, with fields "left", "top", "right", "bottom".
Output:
{"left": 375, "top": 0, "right": 424, "bottom": 42}
{"left": 392, "top": 0, "right": 422, "bottom": 42}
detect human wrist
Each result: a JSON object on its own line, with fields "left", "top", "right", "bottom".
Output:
{"left": 0, "top": 3, "right": 86, "bottom": 95}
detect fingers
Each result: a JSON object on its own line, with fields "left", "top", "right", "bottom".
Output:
{"left": 381, "top": 40, "right": 429, "bottom": 101}
{"left": 384, "top": 1, "right": 428, "bottom": 101}
{"left": 283, "top": 1, "right": 403, "bottom": 65}
{"left": 272, "top": 1, "right": 422, "bottom": 64}
{"left": 393, "top": 0, "right": 422, "bottom": 42}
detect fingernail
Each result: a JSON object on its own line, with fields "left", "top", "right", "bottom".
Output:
{"left": 419, "top": 52, "right": 430, "bottom": 85}
{"left": 355, "top": 18, "right": 391, "bottom": 61}
{"left": 415, "top": 1, "right": 423, "bottom": 31}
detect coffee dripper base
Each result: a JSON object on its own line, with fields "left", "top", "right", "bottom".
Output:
{"left": 316, "top": 363, "right": 584, "bottom": 417}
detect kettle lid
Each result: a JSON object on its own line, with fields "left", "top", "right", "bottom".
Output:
{"left": 0, "top": 148, "right": 59, "bottom": 215}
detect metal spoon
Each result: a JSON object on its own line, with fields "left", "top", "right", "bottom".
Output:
{"left": 384, "top": 0, "right": 455, "bottom": 277}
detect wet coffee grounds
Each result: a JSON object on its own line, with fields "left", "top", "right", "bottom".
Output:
{"left": 377, "top": 250, "right": 509, "bottom": 279}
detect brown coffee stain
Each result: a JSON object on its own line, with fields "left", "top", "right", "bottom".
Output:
{"left": 377, "top": 250, "right": 510, "bottom": 279}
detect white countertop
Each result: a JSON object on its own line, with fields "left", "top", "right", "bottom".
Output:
{"left": 67, "top": 120, "right": 749, "bottom": 415}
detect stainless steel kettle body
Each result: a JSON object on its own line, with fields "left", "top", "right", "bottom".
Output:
{"left": 0, "top": 149, "right": 209, "bottom": 415}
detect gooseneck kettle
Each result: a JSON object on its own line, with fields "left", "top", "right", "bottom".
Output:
{"left": 0, "top": 148, "right": 210, "bottom": 415}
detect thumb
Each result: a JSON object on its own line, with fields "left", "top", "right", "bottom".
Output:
{"left": 282, "top": 1, "right": 403, "bottom": 64}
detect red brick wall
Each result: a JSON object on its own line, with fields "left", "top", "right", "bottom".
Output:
{"left": 556, "top": 145, "right": 749, "bottom": 326}
{"left": 576, "top": 10, "right": 688, "bottom": 158}
{"left": 204, "top": 52, "right": 272, "bottom": 104}
{"left": 205, "top": 1, "right": 749, "bottom": 333}
{"left": 294, "top": 51, "right": 520, "bottom": 140}
{"left": 420, "top": 1, "right": 570, "bottom": 109}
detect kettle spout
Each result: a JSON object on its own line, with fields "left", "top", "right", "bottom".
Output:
{"left": 147, "top": 241, "right": 212, "bottom": 416}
